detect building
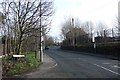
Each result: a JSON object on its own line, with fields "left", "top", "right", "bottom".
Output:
{"left": 64, "top": 28, "right": 89, "bottom": 46}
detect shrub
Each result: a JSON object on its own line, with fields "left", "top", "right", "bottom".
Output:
{"left": 2, "top": 52, "right": 41, "bottom": 76}
{"left": 61, "top": 42, "right": 120, "bottom": 58}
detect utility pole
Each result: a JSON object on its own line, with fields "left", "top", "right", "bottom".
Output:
{"left": 39, "top": 1, "right": 43, "bottom": 62}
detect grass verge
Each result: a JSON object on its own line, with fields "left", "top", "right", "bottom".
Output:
{"left": 2, "top": 52, "right": 42, "bottom": 77}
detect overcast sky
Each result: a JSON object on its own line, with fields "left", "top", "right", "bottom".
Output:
{"left": 49, "top": 0, "right": 120, "bottom": 38}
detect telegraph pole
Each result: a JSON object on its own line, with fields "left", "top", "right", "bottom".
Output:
{"left": 39, "top": 1, "right": 43, "bottom": 62}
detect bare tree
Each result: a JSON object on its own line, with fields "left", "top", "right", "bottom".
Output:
{"left": 96, "top": 22, "right": 108, "bottom": 37}
{"left": 61, "top": 18, "right": 73, "bottom": 40}
{"left": 0, "top": 0, "right": 54, "bottom": 55}
{"left": 95, "top": 22, "right": 111, "bottom": 43}
{"left": 83, "top": 21, "right": 94, "bottom": 42}
{"left": 44, "top": 35, "right": 54, "bottom": 46}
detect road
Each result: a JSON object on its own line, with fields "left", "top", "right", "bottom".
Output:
{"left": 45, "top": 46, "right": 120, "bottom": 78}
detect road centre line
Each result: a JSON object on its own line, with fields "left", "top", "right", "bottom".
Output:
{"left": 94, "top": 64, "right": 120, "bottom": 75}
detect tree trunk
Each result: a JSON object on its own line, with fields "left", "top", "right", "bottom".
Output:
{"left": 16, "top": 34, "right": 23, "bottom": 55}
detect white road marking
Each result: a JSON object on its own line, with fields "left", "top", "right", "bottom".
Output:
{"left": 94, "top": 64, "right": 120, "bottom": 75}
{"left": 112, "top": 65, "right": 120, "bottom": 68}
{"left": 48, "top": 63, "right": 58, "bottom": 69}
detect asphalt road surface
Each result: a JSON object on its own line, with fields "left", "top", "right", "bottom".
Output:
{"left": 45, "top": 46, "right": 120, "bottom": 78}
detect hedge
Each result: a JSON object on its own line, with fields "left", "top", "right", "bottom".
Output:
{"left": 61, "top": 42, "right": 120, "bottom": 59}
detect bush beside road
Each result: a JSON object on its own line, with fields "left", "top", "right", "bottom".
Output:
{"left": 2, "top": 52, "right": 41, "bottom": 77}
{"left": 61, "top": 42, "right": 120, "bottom": 60}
